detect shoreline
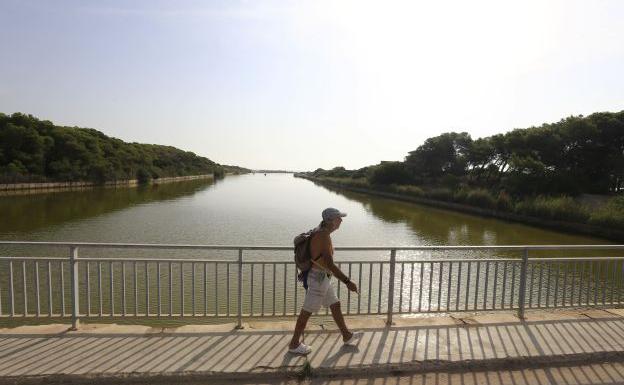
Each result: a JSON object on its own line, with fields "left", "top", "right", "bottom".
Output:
{"left": 297, "top": 175, "right": 624, "bottom": 242}
{"left": 0, "top": 174, "right": 214, "bottom": 195}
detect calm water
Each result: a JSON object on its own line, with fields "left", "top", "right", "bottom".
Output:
{"left": 0, "top": 173, "right": 620, "bottom": 321}
{"left": 0, "top": 173, "right": 614, "bottom": 258}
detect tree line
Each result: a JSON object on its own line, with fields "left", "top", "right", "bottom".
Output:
{"left": 310, "top": 111, "right": 624, "bottom": 197}
{"left": 0, "top": 113, "right": 248, "bottom": 184}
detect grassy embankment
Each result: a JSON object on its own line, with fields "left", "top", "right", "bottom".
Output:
{"left": 299, "top": 175, "right": 624, "bottom": 242}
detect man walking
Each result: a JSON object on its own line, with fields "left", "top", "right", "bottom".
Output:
{"left": 288, "top": 208, "right": 362, "bottom": 355}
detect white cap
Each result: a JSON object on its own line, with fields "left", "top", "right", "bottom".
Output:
{"left": 322, "top": 207, "right": 347, "bottom": 221}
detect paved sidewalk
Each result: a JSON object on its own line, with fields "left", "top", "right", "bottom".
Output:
{"left": 1, "top": 309, "right": 624, "bottom": 384}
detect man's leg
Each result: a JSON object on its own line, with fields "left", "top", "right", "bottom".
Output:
{"left": 289, "top": 309, "right": 312, "bottom": 349}
{"left": 329, "top": 302, "right": 353, "bottom": 342}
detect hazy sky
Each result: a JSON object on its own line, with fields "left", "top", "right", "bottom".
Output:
{"left": 1, "top": 0, "right": 623, "bottom": 171}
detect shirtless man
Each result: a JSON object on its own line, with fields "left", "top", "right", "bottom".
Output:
{"left": 288, "top": 208, "right": 362, "bottom": 355}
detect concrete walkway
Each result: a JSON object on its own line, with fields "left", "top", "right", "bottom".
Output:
{"left": 2, "top": 309, "right": 624, "bottom": 384}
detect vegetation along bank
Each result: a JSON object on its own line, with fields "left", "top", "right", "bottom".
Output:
{"left": 298, "top": 110, "right": 624, "bottom": 241}
{"left": 0, "top": 112, "right": 249, "bottom": 186}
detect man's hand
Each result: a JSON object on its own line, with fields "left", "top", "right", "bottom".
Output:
{"left": 346, "top": 280, "right": 358, "bottom": 293}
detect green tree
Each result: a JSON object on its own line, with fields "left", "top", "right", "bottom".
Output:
{"left": 0, "top": 112, "right": 246, "bottom": 183}
{"left": 405, "top": 132, "right": 472, "bottom": 181}
{"left": 369, "top": 161, "right": 411, "bottom": 185}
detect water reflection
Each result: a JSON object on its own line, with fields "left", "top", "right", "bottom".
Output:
{"left": 0, "top": 175, "right": 618, "bottom": 260}
{"left": 0, "top": 179, "right": 215, "bottom": 234}
{"left": 318, "top": 184, "right": 618, "bottom": 258}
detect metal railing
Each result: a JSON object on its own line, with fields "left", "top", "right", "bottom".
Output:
{"left": 0, "top": 242, "right": 623, "bottom": 329}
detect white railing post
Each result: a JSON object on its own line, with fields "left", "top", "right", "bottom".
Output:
{"left": 517, "top": 248, "right": 529, "bottom": 319}
{"left": 69, "top": 246, "right": 80, "bottom": 330}
{"left": 236, "top": 248, "right": 243, "bottom": 329}
{"left": 386, "top": 249, "right": 396, "bottom": 326}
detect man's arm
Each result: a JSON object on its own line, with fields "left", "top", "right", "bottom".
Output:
{"left": 322, "top": 256, "right": 358, "bottom": 293}
{"left": 318, "top": 253, "right": 350, "bottom": 283}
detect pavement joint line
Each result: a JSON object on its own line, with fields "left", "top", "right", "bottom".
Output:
{"left": 4, "top": 351, "right": 624, "bottom": 385}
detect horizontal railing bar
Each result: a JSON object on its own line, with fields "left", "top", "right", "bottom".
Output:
{"left": 0, "top": 257, "right": 69, "bottom": 261}
{"left": 0, "top": 241, "right": 623, "bottom": 251}
{"left": 241, "top": 260, "right": 393, "bottom": 264}
{"left": 77, "top": 258, "right": 237, "bottom": 263}
{"left": 94, "top": 312, "right": 354, "bottom": 317}
{"left": 528, "top": 257, "right": 624, "bottom": 262}
{"left": 525, "top": 302, "right": 623, "bottom": 309}
{"left": 241, "top": 261, "right": 296, "bottom": 264}
{"left": 0, "top": 314, "right": 71, "bottom": 318}
{"left": 0, "top": 242, "right": 293, "bottom": 250}
{"left": 0, "top": 257, "right": 382, "bottom": 264}
{"left": 395, "top": 258, "right": 520, "bottom": 263}
{"left": 0, "top": 310, "right": 524, "bottom": 317}
{"left": 0, "top": 257, "right": 69, "bottom": 262}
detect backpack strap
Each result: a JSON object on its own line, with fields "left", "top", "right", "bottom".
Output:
{"left": 308, "top": 228, "right": 324, "bottom": 262}
{"left": 306, "top": 231, "right": 314, "bottom": 261}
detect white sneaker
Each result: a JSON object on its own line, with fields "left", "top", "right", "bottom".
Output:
{"left": 288, "top": 342, "right": 312, "bottom": 355}
{"left": 343, "top": 331, "right": 363, "bottom": 345}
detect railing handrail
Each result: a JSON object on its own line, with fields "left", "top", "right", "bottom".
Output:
{"left": 0, "top": 241, "right": 623, "bottom": 251}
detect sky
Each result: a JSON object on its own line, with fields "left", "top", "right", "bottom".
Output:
{"left": 1, "top": 0, "right": 623, "bottom": 171}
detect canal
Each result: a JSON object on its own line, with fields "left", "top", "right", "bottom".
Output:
{"left": 0, "top": 174, "right": 621, "bottom": 323}
{"left": 0, "top": 173, "right": 612, "bottom": 251}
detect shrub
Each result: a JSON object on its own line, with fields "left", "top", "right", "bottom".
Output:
{"left": 321, "top": 177, "right": 369, "bottom": 188}
{"left": 394, "top": 184, "right": 425, "bottom": 197}
{"left": 588, "top": 210, "right": 624, "bottom": 230}
{"left": 515, "top": 196, "right": 590, "bottom": 223}
{"left": 369, "top": 162, "right": 411, "bottom": 185}
{"left": 588, "top": 195, "right": 624, "bottom": 230}
{"left": 496, "top": 191, "right": 513, "bottom": 212}
{"left": 426, "top": 187, "right": 454, "bottom": 202}
{"left": 453, "top": 187, "right": 471, "bottom": 204}
{"left": 465, "top": 188, "right": 497, "bottom": 209}
{"left": 607, "top": 195, "right": 624, "bottom": 211}
{"left": 345, "top": 177, "right": 369, "bottom": 188}
{"left": 440, "top": 174, "right": 460, "bottom": 190}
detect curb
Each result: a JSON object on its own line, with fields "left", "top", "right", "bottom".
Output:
{"left": 3, "top": 351, "right": 624, "bottom": 385}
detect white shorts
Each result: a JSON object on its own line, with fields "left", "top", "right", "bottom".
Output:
{"left": 302, "top": 269, "right": 340, "bottom": 313}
